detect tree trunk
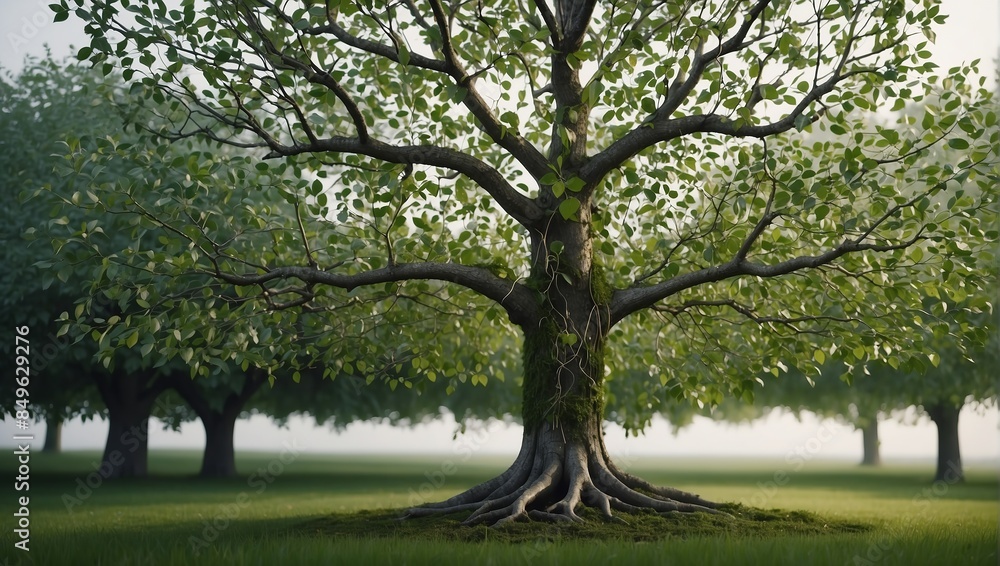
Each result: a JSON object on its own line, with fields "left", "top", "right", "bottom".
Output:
{"left": 405, "top": 330, "right": 722, "bottom": 525}
{"left": 169, "top": 369, "right": 266, "bottom": 478}
{"left": 100, "top": 403, "right": 151, "bottom": 479}
{"left": 43, "top": 415, "right": 62, "bottom": 453}
{"left": 200, "top": 412, "right": 238, "bottom": 477}
{"left": 92, "top": 369, "right": 170, "bottom": 479}
{"left": 405, "top": 211, "right": 722, "bottom": 525}
{"left": 926, "top": 402, "right": 963, "bottom": 483}
{"left": 859, "top": 417, "right": 880, "bottom": 467}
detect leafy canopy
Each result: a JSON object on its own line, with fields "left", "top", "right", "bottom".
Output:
{"left": 48, "top": 0, "right": 997, "bottom": 428}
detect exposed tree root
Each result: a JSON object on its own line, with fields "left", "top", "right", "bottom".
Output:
{"left": 403, "top": 424, "right": 728, "bottom": 527}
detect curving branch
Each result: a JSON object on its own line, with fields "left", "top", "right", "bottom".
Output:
{"left": 424, "top": 0, "right": 552, "bottom": 183}
{"left": 258, "top": 136, "right": 543, "bottom": 225}
{"left": 609, "top": 231, "right": 927, "bottom": 327}
{"left": 581, "top": 69, "right": 845, "bottom": 184}
{"left": 580, "top": 0, "right": 887, "bottom": 185}
{"left": 656, "top": 0, "right": 772, "bottom": 120}
{"left": 205, "top": 262, "right": 541, "bottom": 327}
{"left": 652, "top": 298, "right": 855, "bottom": 335}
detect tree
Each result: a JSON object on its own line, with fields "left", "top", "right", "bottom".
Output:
{"left": 0, "top": 56, "right": 142, "bottom": 472}
{"left": 899, "top": 305, "right": 997, "bottom": 483}
{"left": 0, "top": 55, "right": 221, "bottom": 479}
{"left": 167, "top": 367, "right": 268, "bottom": 477}
{"left": 0, "top": 56, "right": 91, "bottom": 438}
{"left": 56, "top": 0, "right": 995, "bottom": 524}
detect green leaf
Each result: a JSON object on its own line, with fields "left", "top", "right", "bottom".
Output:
{"left": 558, "top": 197, "right": 581, "bottom": 220}
{"left": 551, "top": 181, "right": 565, "bottom": 198}
{"left": 565, "top": 177, "right": 587, "bottom": 192}
{"left": 946, "top": 138, "right": 969, "bottom": 150}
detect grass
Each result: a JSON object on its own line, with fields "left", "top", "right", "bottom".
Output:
{"left": 307, "top": 504, "right": 871, "bottom": 544}
{"left": 0, "top": 451, "right": 995, "bottom": 565}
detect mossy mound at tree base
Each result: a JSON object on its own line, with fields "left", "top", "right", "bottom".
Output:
{"left": 300, "top": 504, "right": 871, "bottom": 544}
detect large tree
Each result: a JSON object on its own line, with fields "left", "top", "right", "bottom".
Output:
{"left": 0, "top": 56, "right": 173, "bottom": 478}
{"left": 54, "top": 1, "right": 995, "bottom": 524}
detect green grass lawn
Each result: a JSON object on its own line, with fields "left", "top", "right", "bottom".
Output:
{"left": 0, "top": 450, "right": 995, "bottom": 565}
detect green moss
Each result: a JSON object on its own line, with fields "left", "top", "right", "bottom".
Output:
{"left": 521, "top": 267, "right": 612, "bottom": 438}
{"left": 589, "top": 263, "right": 613, "bottom": 306}
{"left": 521, "top": 318, "right": 560, "bottom": 431}
{"left": 300, "top": 504, "right": 871, "bottom": 544}
{"left": 520, "top": 314, "right": 608, "bottom": 438}
{"left": 473, "top": 260, "right": 511, "bottom": 280}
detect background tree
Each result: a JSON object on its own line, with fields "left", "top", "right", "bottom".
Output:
{"left": 165, "top": 367, "right": 268, "bottom": 477}
{"left": 55, "top": 0, "right": 995, "bottom": 524}
{"left": 749, "top": 363, "right": 895, "bottom": 466}
{"left": 0, "top": 56, "right": 143, "bottom": 472}
{"left": 898, "top": 304, "right": 997, "bottom": 483}
{"left": 0, "top": 55, "right": 220, "bottom": 478}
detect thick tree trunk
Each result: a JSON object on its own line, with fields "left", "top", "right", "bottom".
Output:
{"left": 405, "top": 384, "right": 721, "bottom": 525}
{"left": 406, "top": 213, "right": 722, "bottom": 525}
{"left": 170, "top": 369, "right": 265, "bottom": 478}
{"left": 200, "top": 413, "right": 238, "bottom": 477}
{"left": 101, "top": 404, "right": 151, "bottom": 479}
{"left": 859, "top": 417, "right": 880, "bottom": 467}
{"left": 43, "top": 415, "right": 62, "bottom": 453}
{"left": 92, "top": 370, "right": 169, "bottom": 479}
{"left": 926, "top": 402, "right": 963, "bottom": 483}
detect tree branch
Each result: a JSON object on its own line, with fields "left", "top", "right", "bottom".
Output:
{"left": 205, "top": 262, "right": 540, "bottom": 327}
{"left": 260, "top": 136, "right": 543, "bottom": 226}
{"left": 581, "top": 70, "right": 843, "bottom": 184}
{"left": 610, "top": 231, "right": 926, "bottom": 326}
{"left": 652, "top": 298, "right": 854, "bottom": 334}
{"left": 424, "top": 0, "right": 552, "bottom": 182}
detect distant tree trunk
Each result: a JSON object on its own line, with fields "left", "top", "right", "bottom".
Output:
{"left": 43, "top": 415, "right": 62, "bottom": 453}
{"left": 859, "top": 416, "right": 881, "bottom": 467}
{"left": 169, "top": 369, "right": 266, "bottom": 478}
{"left": 200, "top": 411, "right": 239, "bottom": 477}
{"left": 92, "top": 369, "right": 172, "bottom": 479}
{"left": 926, "top": 402, "right": 963, "bottom": 483}
{"left": 101, "top": 401, "right": 151, "bottom": 478}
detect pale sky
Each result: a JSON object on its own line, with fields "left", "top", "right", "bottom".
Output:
{"left": 1, "top": 2, "right": 998, "bottom": 464}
